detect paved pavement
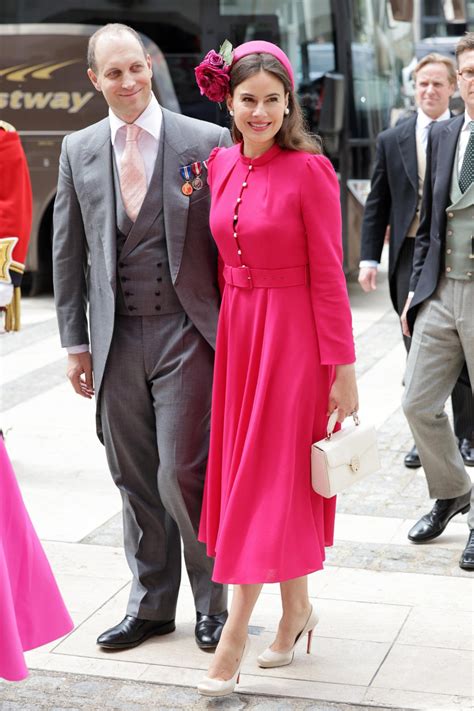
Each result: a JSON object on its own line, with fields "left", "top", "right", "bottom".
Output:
{"left": 0, "top": 255, "right": 472, "bottom": 711}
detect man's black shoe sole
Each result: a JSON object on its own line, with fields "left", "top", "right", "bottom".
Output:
{"left": 195, "top": 638, "right": 219, "bottom": 650}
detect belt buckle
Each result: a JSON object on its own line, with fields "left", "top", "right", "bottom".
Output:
{"left": 241, "top": 265, "right": 253, "bottom": 289}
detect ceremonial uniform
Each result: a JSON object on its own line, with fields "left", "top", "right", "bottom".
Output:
{"left": 0, "top": 121, "right": 32, "bottom": 331}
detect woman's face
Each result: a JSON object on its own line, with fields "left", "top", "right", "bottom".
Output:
{"left": 227, "top": 70, "right": 288, "bottom": 156}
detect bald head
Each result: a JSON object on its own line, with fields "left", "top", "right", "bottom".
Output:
{"left": 87, "top": 23, "right": 147, "bottom": 74}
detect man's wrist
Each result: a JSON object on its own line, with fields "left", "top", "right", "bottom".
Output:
{"left": 359, "top": 260, "right": 379, "bottom": 269}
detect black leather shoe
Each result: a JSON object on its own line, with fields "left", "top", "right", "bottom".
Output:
{"left": 459, "top": 438, "right": 474, "bottom": 467}
{"left": 97, "top": 615, "right": 175, "bottom": 649}
{"left": 459, "top": 530, "right": 474, "bottom": 570}
{"left": 408, "top": 491, "right": 471, "bottom": 543}
{"left": 404, "top": 444, "right": 421, "bottom": 469}
{"left": 195, "top": 610, "right": 228, "bottom": 650}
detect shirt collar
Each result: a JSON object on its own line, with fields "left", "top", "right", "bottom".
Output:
{"left": 109, "top": 94, "right": 162, "bottom": 145}
{"left": 462, "top": 110, "right": 474, "bottom": 131}
{"left": 416, "top": 107, "right": 450, "bottom": 130}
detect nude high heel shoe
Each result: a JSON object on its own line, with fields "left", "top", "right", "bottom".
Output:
{"left": 257, "top": 605, "right": 319, "bottom": 668}
{"left": 197, "top": 636, "right": 250, "bottom": 697}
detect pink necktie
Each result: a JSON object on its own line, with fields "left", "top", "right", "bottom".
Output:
{"left": 119, "top": 124, "right": 147, "bottom": 221}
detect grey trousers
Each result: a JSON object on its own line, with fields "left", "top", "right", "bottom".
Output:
{"left": 100, "top": 312, "right": 226, "bottom": 620}
{"left": 396, "top": 238, "right": 473, "bottom": 438}
{"left": 402, "top": 276, "right": 474, "bottom": 529}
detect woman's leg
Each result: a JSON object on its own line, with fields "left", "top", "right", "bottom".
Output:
{"left": 207, "top": 583, "right": 262, "bottom": 680}
{"left": 271, "top": 575, "right": 312, "bottom": 652}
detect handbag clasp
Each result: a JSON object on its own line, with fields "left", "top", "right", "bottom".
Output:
{"left": 350, "top": 455, "right": 360, "bottom": 472}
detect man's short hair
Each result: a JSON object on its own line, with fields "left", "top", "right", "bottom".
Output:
{"left": 413, "top": 53, "right": 457, "bottom": 85}
{"left": 87, "top": 23, "right": 147, "bottom": 73}
{"left": 455, "top": 32, "right": 474, "bottom": 64}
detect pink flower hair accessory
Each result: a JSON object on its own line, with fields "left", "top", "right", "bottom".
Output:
{"left": 195, "top": 40, "right": 233, "bottom": 104}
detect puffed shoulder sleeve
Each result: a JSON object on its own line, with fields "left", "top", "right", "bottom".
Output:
{"left": 206, "top": 146, "right": 222, "bottom": 189}
{"left": 301, "top": 154, "right": 355, "bottom": 365}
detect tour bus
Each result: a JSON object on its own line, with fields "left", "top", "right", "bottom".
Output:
{"left": 1, "top": 0, "right": 468, "bottom": 289}
{"left": 0, "top": 24, "right": 179, "bottom": 292}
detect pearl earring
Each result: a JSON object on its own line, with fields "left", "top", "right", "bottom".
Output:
{"left": 229, "top": 110, "right": 234, "bottom": 117}
{"left": 284, "top": 107, "right": 290, "bottom": 115}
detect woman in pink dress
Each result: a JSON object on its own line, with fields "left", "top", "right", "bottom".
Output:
{"left": 0, "top": 437, "right": 73, "bottom": 681}
{"left": 194, "top": 41, "right": 358, "bottom": 696}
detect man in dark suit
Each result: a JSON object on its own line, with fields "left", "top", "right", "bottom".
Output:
{"left": 401, "top": 33, "right": 474, "bottom": 570}
{"left": 53, "top": 24, "right": 231, "bottom": 648}
{"left": 359, "top": 53, "right": 474, "bottom": 469}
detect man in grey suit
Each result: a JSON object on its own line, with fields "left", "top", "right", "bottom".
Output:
{"left": 401, "top": 33, "right": 474, "bottom": 570}
{"left": 359, "top": 53, "right": 474, "bottom": 470}
{"left": 53, "top": 23, "right": 231, "bottom": 648}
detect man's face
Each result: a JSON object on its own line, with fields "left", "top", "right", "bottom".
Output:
{"left": 87, "top": 32, "right": 153, "bottom": 123}
{"left": 415, "top": 62, "right": 455, "bottom": 119}
{"left": 457, "top": 49, "right": 474, "bottom": 117}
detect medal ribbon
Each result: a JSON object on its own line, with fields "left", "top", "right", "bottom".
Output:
{"left": 180, "top": 165, "right": 192, "bottom": 181}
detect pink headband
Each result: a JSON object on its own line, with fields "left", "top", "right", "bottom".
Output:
{"left": 232, "top": 41, "right": 294, "bottom": 89}
{"left": 195, "top": 39, "right": 294, "bottom": 104}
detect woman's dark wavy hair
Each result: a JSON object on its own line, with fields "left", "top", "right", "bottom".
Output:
{"left": 229, "top": 52, "right": 321, "bottom": 154}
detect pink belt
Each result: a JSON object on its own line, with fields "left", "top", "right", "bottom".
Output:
{"left": 223, "top": 264, "right": 309, "bottom": 289}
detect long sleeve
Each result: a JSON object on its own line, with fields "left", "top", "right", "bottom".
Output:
{"left": 409, "top": 131, "right": 435, "bottom": 293}
{"left": 360, "top": 134, "right": 391, "bottom": 263}
{"left": 0, "top": 131, "right": 32, "bottom": 287}
{"left": 52, "top": 135, "right": 90, "bottom": 348}
{"left": 301, "top": 154, "right": 355, "bottom": 365}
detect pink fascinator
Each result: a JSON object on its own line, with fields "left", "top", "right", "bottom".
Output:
{"left": 195, "top": 40, "right": 233, "bottom": 104}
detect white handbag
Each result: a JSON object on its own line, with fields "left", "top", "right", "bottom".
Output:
{"left": 311, "top": 411, "right": 380, "bottom": 498}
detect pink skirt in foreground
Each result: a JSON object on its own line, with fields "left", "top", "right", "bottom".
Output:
{"left": 0, "top": 438, "right": 73, "bottom": 681}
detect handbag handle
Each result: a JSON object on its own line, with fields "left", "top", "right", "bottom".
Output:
{"left": 326, "top": 410, "right": 360, "bottom": 440}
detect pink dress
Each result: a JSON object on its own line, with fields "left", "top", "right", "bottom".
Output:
{"left": 0, "top": 438, "right": 73, "bottom": 681}
{"left": 198, "top": 142, "right": 355, "bottom": 584}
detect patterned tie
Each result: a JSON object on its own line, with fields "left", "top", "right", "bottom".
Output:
{"left": 459, "top": 120, "right": 474, "bottom": 194}
{"left": 119, "top": 124, "right": 147, "bottom": 221}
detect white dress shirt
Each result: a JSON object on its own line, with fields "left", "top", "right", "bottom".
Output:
{"left": 67, "top": 95, "right": 162, "bottom": 355}
{"left": 360, "top": 107, "right": 451, "bottom": 270}
{"left": 457, "top": 110, "right": 474, "bottom": 173}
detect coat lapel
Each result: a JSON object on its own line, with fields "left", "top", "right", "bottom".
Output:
{"left": 162, "top": 108, "right": 200, "bottom": 283}
{"left": 397, "top": 115, "right": 418, "bottom": 193}
{"left": 82, "top": 120, "right": 117, "bottom": 290}
{"left": 433, "top": 115, "right": 464, "bottom": 207}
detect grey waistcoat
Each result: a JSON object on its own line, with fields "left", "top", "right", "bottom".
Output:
{"left": 113, "top": 131, "right": 184, "bottom": 315}
{"left": 445, "top": 141, "right": 474, "bottom": 281}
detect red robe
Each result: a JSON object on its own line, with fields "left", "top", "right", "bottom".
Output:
{"left": 0, "top": 129, "right": 32, "bottom": 287}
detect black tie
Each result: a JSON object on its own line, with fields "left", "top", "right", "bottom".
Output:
{"left": 459, "top": 121, "right": 474, "bottom": 194}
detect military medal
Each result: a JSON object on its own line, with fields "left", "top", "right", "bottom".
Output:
{"left": 180, "top": 165, "right": 193, "bottom": 196}
{"left": 191, "top": 161, "right": 203, "bottom": 190}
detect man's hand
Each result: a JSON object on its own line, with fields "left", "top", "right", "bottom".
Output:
{"left": 67, "top": 352, "right": 94, "bottom": 399}
{"left": 400, "top": 294, "right": 413, "bottom": 338}
{"left": 358, "top": 267, "right": 377, "bottom": 292}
